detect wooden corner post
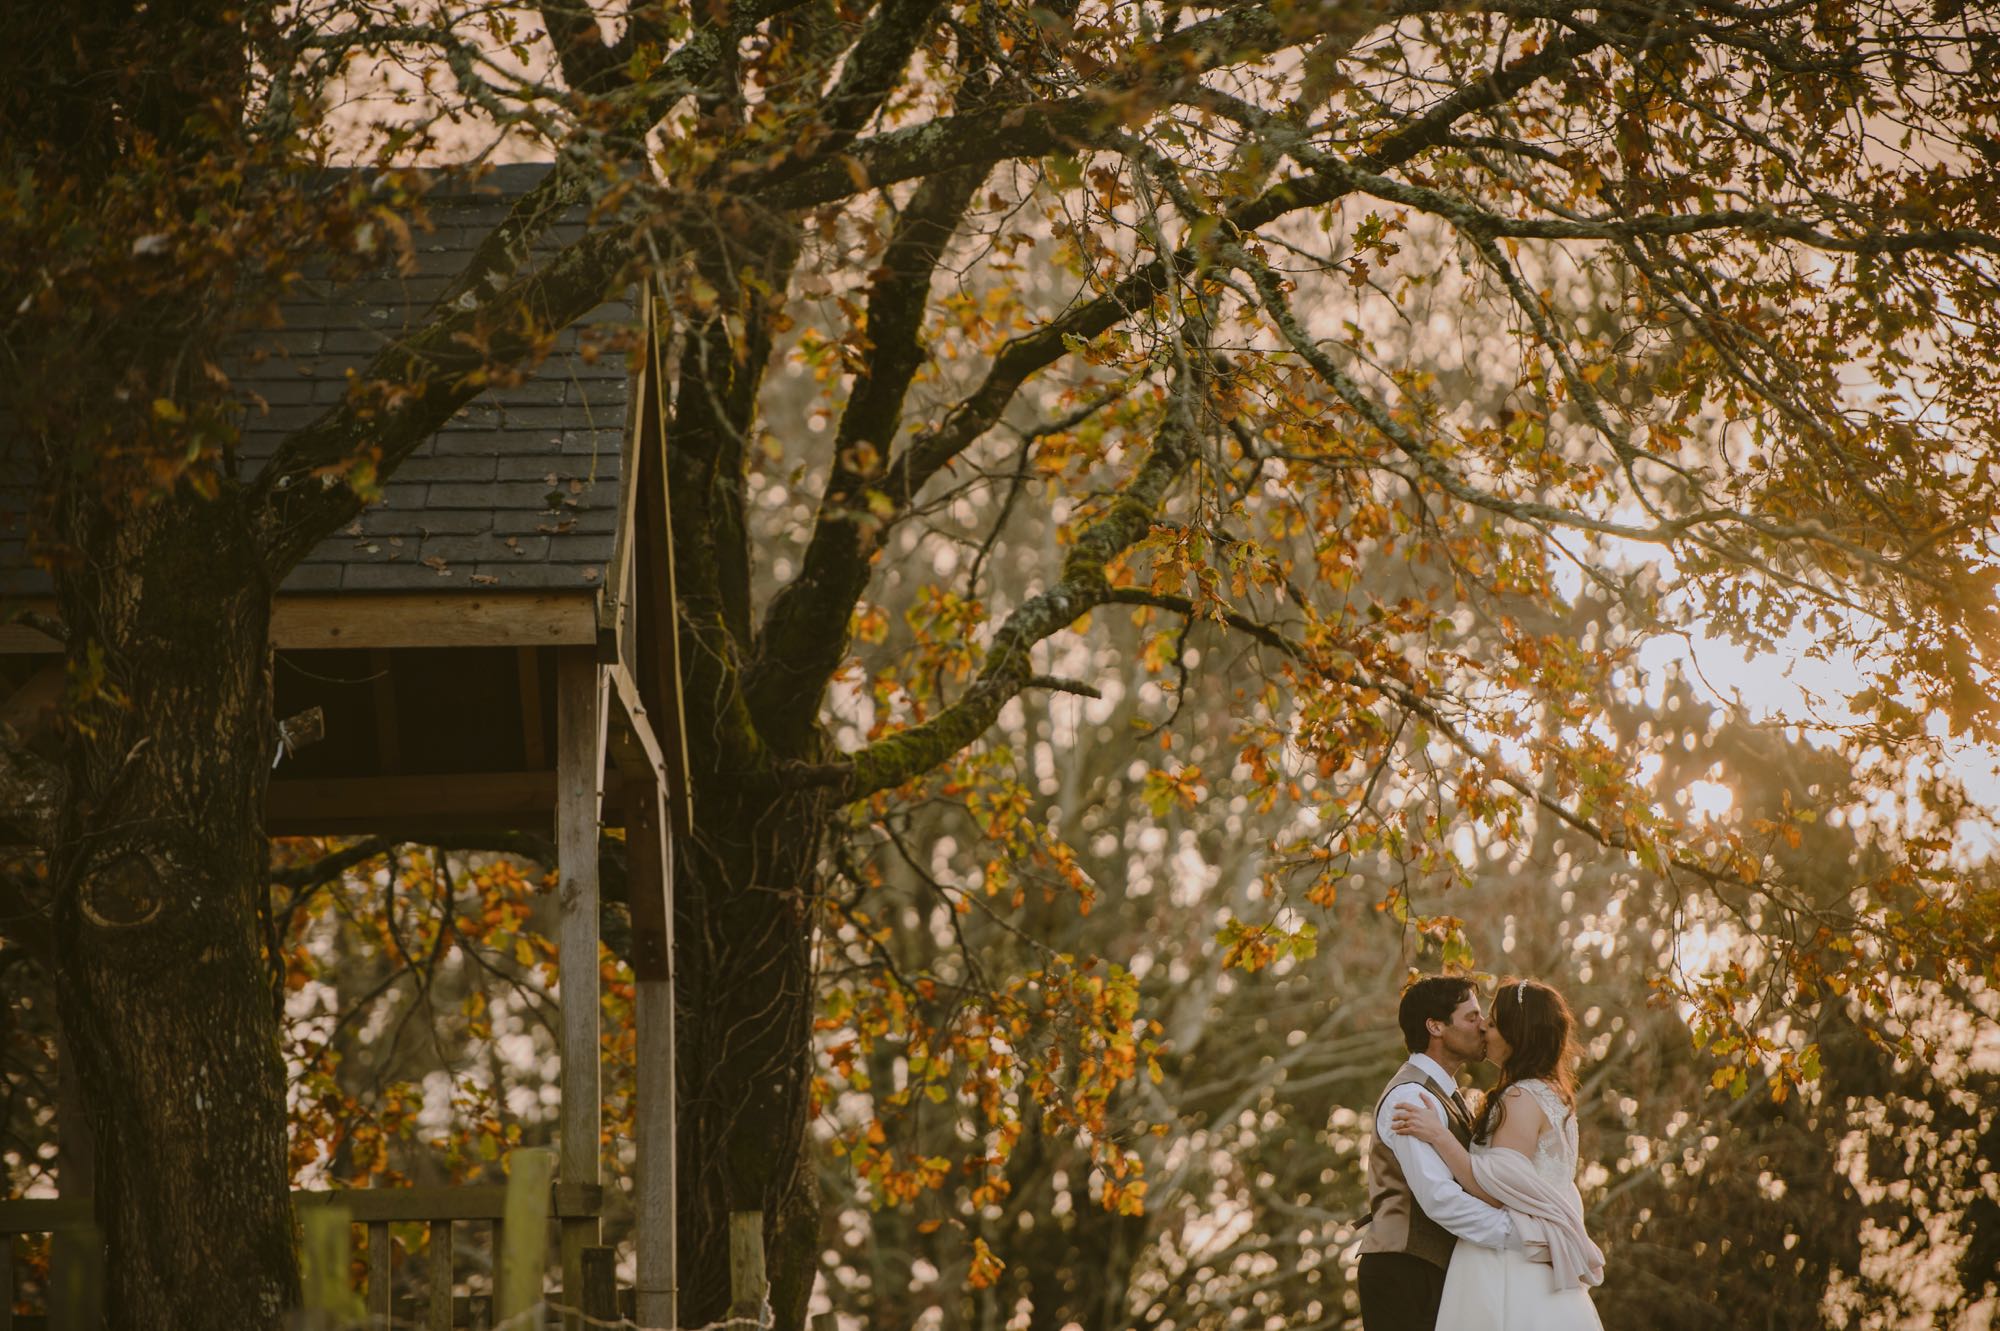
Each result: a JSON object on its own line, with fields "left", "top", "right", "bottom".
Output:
{"left": 605, "top": 275, "right": 690, "bottom": 1331}
{"left": 555, "top": 648, "right": 605, "bottom": 1330}
{"left": 627, "top": 774, "right": 678, "bottom": 1330}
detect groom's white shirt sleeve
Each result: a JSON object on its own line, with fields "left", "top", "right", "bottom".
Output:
{"left": 1374, "top": 1053, "right": 1517, "bottom": 1250}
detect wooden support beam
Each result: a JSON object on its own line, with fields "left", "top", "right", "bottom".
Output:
{"left": 275, "top": 592, "right": 600, "bottom": 649}
{"left": 367, "top": 1221, "right": 392, "bottom": 1326}
{"left": 0, "top": 591, "right": 601, "bottom": 655}
{"left": 629, "top": 288, "right": 683, "bottom": 1331}
{"left": 555, "top": 648, "right": 604, "bottom": 1331}
{"left": 581, "top": 1246, "right": 618, "bottom": 1324}
{"left": 518, "top": 647, "right": 547, "bottom": 770}
{"left": 48, "top": 1223, "right": 101, "bottom": 1331}
{"left": 264, "top": 769, "right": 627, "bottom": 834}
{"left": 623, "top": 777, "right": 674, "bottom": 988}
{"left": 601, "top": 344, "right": 650, "bottom": 671}
{"left": 0, "top": 1198, "right": 88, "bottom": 1230}
{"left": 633, "top": 290, "right": 694, "bottom": 842}
{"left": 427, "top": 1220, "right": 453, "bottom": 1331}
{"left": 728, "top": 1212, "right": 767, "bottom": 1325}
{"left": 295, "top": 1187, "right": 511, "bottom": 1224}
{"left": 0, "top": 1189, "right": 592, "bottom": 1236}
{"left": 627, "top": 776, "right": 678, "bottom": 1331}
{"left": 53, "top": 1019, "right": 95, "bottom": 1202}
{"left": 299, "top": 1205, "right": 358, "bottom": 1328}
{"left": 369, "top": 650, "right": 401, "bottom": 774}
{"left": 495, "top": 1149, "right": 556, "bottom": 1326}
{"left": 605, "top": 661, "right": 668, "bottom": 782}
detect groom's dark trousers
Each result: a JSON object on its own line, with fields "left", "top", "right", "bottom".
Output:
{"left": 1357, "top": 1251, "right": 1446, "bottom": 1331}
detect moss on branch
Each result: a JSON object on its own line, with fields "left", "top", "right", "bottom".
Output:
{"left": 837, "top": 403, "right": 1199, "bottom": 801}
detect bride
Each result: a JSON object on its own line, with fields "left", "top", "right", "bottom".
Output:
{"left": 1390, "top": 977, "right": 1605, "bottom": 1330}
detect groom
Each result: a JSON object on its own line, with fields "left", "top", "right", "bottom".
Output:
{"left": 1356, "top": 975, "right": 1520, "bottom": 1330}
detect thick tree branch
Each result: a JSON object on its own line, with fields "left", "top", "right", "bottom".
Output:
{"left": 876, "top": 24, "right": 1608, "bottom": 507}
{"left": 746, "top": 154, "right": 990, "bottom": 747}
{"left": 1102, "top": 586, "right": 1303, "bottom": 657}
{"left": 606, "top": 0, "right": 678, "bottom": 72}
{"left": 346, "top": 0, "right": 820, "bottom": 373}
{"left": 831, "top": 366, "right": 1206, "bottom": 800}
{"left": 537, "top": 0, "right": 623, "bottom": 94}
{"left": 1025, "top": 674, "right": 1102, "bottom": 699}
{"left": 757, "top": 94, "right": 1106, "bottom": 211}
{"left": 742, "top": 25, "right": 1611, "bottom": 776}
{"left": 624, "top": 0, "right": 818, "bottom": 121}
{"left": 812, "top": 0, "right": 949, "bottom": 145}
{"left": 1312, "top": 150, "right": 2000, "bottom": 257}
{"left": 667, "top": 218, "right": 810, "bottom": 650}
{"left": 752, "top": 0, "right": 1386, "bottom": 210}
{"left": 431, "top": 154, "right": 600, "bottom": 317}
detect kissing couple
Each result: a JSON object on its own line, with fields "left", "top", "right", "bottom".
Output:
{"left": 1356, "top": 975, "right": 1606, "bottom": 1331}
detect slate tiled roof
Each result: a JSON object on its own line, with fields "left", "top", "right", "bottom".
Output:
{"left": 1, "top": 163, "right": 631, "bottom": 597}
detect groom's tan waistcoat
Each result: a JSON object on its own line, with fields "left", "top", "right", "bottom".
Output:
{"left": 1357, "top": 1059, "right": 1477, "bottom": 1271}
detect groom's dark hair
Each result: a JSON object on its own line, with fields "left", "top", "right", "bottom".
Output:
{"left": 1398, "top": 975, "right": 1476, "bottom": 1052}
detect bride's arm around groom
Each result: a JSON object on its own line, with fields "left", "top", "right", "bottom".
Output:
{"left": 1394, "top": 1085, "right": 1605, "bottom": 1288}
{"left": 1374, "top": 1075, "right": 1518, "bottom": 1242}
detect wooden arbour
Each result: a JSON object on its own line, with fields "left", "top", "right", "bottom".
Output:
{"left": 0, "top": 172, "right": 691, "bottom": 1328}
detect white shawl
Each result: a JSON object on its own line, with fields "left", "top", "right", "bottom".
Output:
{"left": 1470, "top": 1147, "right": 1606, "bottom": 1289}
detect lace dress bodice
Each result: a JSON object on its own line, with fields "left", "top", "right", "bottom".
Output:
{"left": 1476, "top": 1078, "right": 1577, "bottom": 1187}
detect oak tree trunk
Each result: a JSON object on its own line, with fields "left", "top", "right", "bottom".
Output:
{"left": 48, "top": 492, "right": 299, "bottom": 1328}
{"left": 675, "top": 780, "right": 830, "bottom": 1329}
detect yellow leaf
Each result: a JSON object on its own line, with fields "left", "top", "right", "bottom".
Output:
{"left": 967, "top": 1237, "right": 1006, "bottom": 1289}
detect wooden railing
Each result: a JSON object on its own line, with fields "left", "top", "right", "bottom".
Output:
{"left": 0, "top": 1149, "right": 625, "bottom": 1330}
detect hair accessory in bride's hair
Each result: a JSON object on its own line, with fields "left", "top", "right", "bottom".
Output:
{"left": 1515, "top": 979, "right": 1528, "bottom": 1003}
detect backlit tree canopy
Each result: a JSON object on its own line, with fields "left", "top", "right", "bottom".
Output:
{"left": 3, "top": 0, "right": 1998, "bottom": 1325}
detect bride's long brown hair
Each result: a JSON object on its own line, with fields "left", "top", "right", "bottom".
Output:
{"left": 1474, "top": 978, "right": 1579, "bottom": 1143}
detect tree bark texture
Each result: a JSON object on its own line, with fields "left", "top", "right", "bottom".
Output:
{"left": 673, "top": 777, "right": 831, "bottom": 1328}
{"left": 48, "top": 490, "right": 299, "bottom": 1329}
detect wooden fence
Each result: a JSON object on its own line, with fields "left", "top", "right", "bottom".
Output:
{"left": 0, "top": 1148, "right": 684, "bottom": 1330}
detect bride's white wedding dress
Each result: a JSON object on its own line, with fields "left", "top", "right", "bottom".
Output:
{"left": 1435, "top": 1079, "right": 1605, "bottom": 1330}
